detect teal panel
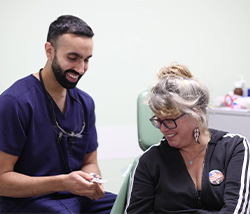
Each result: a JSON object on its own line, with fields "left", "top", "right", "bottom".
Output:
{"left": 137, "top": 90, "right": 163, "bottom": 151}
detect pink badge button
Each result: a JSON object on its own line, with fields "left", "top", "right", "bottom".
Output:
{"left": 209, "top": 170, "right": 224, "bottom": 185}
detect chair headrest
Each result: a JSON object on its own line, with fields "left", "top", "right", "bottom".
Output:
{"left": 137, "top": 90, "right": 163, "bottom": 151}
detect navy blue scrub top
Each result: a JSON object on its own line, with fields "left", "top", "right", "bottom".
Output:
{"left": 0, "top": 74, "right": 98, "bottom": 176}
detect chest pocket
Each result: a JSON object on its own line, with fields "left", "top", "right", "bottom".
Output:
{"left": 66, "top": 131, "right": 91, "bottom": 171}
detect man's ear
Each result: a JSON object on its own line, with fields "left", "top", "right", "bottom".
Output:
{"left": 45, "top": 42, "right": 54, "bottom": 61}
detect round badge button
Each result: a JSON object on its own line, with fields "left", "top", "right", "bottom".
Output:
{"left": 209, "top": 170, "right": 224, "bottom": 185}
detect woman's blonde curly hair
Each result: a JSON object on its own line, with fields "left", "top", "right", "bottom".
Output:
{"left": 157, "top": 63, "right": 193, "bottom": 79}
{"left": 146, "top": 63, "right": 210, "bottom": 131}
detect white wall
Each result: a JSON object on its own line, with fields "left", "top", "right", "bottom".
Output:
{"left": 1, "top": 0, "right": 250, "bottom": 159}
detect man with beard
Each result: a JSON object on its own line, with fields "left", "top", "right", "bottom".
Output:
{"left": 0, "top": 15, "right": 116, "bottom": 213}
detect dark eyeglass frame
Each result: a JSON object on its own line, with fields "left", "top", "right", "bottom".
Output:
{"left": 150, "top": 113, "right": 185, "bottom": 129}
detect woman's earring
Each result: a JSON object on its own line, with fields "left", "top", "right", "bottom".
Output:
{"left": 193, "top": 127, "right": 200, "bottom": 144}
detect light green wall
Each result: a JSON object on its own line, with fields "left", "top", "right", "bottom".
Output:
{"left": 1, "top": 0, "right": 250, "bottom": 127}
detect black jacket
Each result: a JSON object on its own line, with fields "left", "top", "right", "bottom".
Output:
{"left": 125, "top": 129, "right": 250, "bottom": 214}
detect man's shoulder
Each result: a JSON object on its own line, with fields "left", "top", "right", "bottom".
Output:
{"left": 73, "top": 87, "right": 91, "bottom": 97}
{"left": 70, "top": 87, "right": 94, "bottom": 105}
{"left": 1, "top": 74, "right": 40, "bottom": 98}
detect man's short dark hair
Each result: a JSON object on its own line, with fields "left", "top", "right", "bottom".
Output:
{"left": 47, "top": 15, "right": 94, "bottom": 47}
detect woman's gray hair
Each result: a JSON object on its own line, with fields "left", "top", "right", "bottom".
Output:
{"left": 146, "top": 63, "right": 210, "bottom": 131}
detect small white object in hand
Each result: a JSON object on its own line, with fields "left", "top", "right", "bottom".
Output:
{"left": 89, "top": 173, "right": 108, "bottom": 184}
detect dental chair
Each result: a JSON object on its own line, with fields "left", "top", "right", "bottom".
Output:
{"left": 110, "top": 90, "right": 163, "bottom": 214}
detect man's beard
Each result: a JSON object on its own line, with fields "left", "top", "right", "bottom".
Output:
{"left": 51, "top": 55, "right": 82, "bottom": 89}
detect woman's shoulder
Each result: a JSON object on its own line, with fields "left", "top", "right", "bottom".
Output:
{"left": 139, "top": 138, "right": 172, "bottom": 162}
{"left": 209, "top": 128, "right": 248, "bottom": 145}
{"left": 209, "top": 128, "right": 249, "bottom": 158}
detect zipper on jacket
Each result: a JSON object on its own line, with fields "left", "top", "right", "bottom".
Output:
{"left": 197, "top": 191, "right": 202, "bottom": 208}
{"left": 197, "top": 161, "right": 206, "bottom": 209}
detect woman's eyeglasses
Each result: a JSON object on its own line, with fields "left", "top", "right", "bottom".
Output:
{"left": 150, "top": 113, "right": 185, "bottom": 129}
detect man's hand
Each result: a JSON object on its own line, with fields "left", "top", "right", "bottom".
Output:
{"left": 62, "top": 171, "right": 105, "bottom": 200}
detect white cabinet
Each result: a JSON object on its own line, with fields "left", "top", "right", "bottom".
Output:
{"left": 208, "top": 107, "right": 250, "bottom": 141}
